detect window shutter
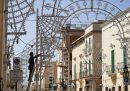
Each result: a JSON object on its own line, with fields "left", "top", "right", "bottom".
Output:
{"left": 123, "top": 45, "right": 127, "bottom": 67}
{"left": 111, "top": 50, "right": 115, "bottom": 73}
{"left": 74, "top": 64, "right": 76, "bottom": 79}
{"left": 89, "top": 60, "right": 91, "bottom": 75}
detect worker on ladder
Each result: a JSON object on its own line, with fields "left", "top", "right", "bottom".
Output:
{"left": 28, "top": 52, "right": 41, "bottom": 81}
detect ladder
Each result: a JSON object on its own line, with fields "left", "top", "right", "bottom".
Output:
{"left": 26, "top": 65, "right": 35, "bottom": 91}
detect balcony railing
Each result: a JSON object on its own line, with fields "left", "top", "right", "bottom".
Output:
{"left": 57, "top": 62, "right": 66, "bottom": 67}
{"left": 105, "top": 65, "right": 111, "bottom": 75}
{"left": 63, "top": 24, "right": 88, "bottom": 30}
{"left": 79, "top": 72, "right": 83, "bottom": 79}
{"left": 83, "top": 48, "right": 92, "bottom": 56}
{"left": 82, "top": 71, "right": 88, "bottom": 77}
{"left": 116, "top": 61, "right": 130, "bottom": 73}
{"left": 116, "top": 62, "right": 124, "bottom": 73}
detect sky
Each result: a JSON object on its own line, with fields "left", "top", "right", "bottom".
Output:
{"left": 13, "top": 0, "right": 130, "bottom": 56}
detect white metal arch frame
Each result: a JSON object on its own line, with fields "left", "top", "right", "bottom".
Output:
{"left": 18, "top": 36, "right": 57, "bottom": 85}
{"left": 36, "top": 0, "right": 130, "bottom": 90}
{"left": 37, "top": 1, "right": 130, "bottom": 90}
{"left": 41, "top": 0, "right": 130, "bottom": 60}
{"left": 7, "top": 0, "right": 35, "bottom": 58}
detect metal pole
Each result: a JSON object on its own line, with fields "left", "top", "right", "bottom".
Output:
{"left": 3, "top": 0, "right": 8, "bottom": 90}
{"left": 39, "top": 31, "right": 42, "bottom": 91}
{"left": 36, "top": 8, "right": 39, "bottom": 91}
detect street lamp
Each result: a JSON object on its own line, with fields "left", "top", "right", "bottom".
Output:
{"left": 123, "top": 65, "right": 130, "bottom": 85}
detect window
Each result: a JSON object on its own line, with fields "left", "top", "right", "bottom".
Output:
{"left": 80, "top": 61, "right": 82, "bottom": 78}
{"left": 88, "top": 38, "right": 91, "bottom": 54}
{"left": 112, "top": 87, "right": 115, "bottom": 91}
{"left": 111, "top": 50, "right": 115, "bottom": 73}
{"left": 124, "top": 86, "right": 128, "bottom": 91}
{"left": 70, "top": 53, "right": 72, "bottom": 60}
{"left": 89, "top": 60, "right": 91, "bottom": 75}
{"left": 86, "top": 40, "right": 88, "bottom": 55}
{"left": 118, "top": 86, "right": 121, "bottom": 91}
{"left": 79, "top": 88, "right": 82, "bottom": 91}
{"left": 105, "top": 87, "right": 108, "bottom": 91}
{"left": 86, "top": 40, "right": 88, "bottom": 48}
{"left": 74, "top": 64, "right": 76, "bottom": 79}
{"left": 85, "top": 61, "right": 88, "bottom": 75}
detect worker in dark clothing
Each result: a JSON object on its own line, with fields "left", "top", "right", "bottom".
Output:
{"left": 28, "top": 52, "right": 41, "bottom": 81}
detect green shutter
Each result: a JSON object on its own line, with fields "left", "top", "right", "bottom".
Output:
{"left": 111, "top": 50, "right": 115, "bottom": 73}
{"left": 74, "top": 64, "right": 76, "bottom": 79}
{"left": 89, "top": 60, "right": 91, "bottom": 75}
{"left": 123, "top": 45, "right": 127, "bottom": 67}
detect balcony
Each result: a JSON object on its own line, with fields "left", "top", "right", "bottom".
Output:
{"left": 117, "top": 61, "right": 130, "bottom": 74}
{"left": 57, "top": 62, "right": 65, "bottom": 67}
{"left": 63, "top": 24, "right": 88, "bottom": 30}
{"left": 79, "top": 72, "right": 83, "bottom": 79}
{"left": 116, "top": 62, "right": 124, "bottom": 74}
{"left": 105, "top": 65, "right": 112, "bottom": 76}
{"left": 82, "top": 71, "right": 88, "bottom": 77}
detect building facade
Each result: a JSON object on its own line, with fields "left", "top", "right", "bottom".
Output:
{"left": 61, "top": 26, "right": 84, "bottom": 85}
{"left": 40, "top": 61, "right": 63, "bottom": 91}
{"left": 72, "top": 21, "right": 103, "bottom": 91}
{"left": 102, "top": 8, "right": 130, "bottom": 91}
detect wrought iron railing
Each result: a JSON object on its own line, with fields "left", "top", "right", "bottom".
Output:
{"left": 64, "top": 24, "right": 88, "bottom": 30}
{"left": 105, "top": 65, "right": 111, "bottom": 75}
{"left": 116, "top": 62, "right": 124, "bottom": 73}
{"left": 82, "top": 71, "right": 88, "bottom": 77}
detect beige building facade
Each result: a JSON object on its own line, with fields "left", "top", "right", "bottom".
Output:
{"left": 72, "top": 21, "right": 103, "bottom": 91}
{"left": 61, "top": 28, "right": 84, "bottom": 84}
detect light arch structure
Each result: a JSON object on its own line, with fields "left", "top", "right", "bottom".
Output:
{"left": 17, "top": 36, "right": 58, "bottom": 85}
{"left": 40, "top": 0, "right": 130, "bottom": 61}
{"left": 36, "top": 0, "right": 130, "bottom": 89}
{"left": 7, "top": 0, "right": 35, "bottom": 58}
{"left": 35, "top": 0, "right": 130, "bottom": 85}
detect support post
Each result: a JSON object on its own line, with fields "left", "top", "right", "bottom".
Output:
{"left": 35, "top": 8, "right": 39, "bottom": 91}
{"left": 3, "top": 0, "right": 8, "bottom": 90}
{"left": 39, "top": 33, "right": 42, "bottom": 91}
{"left": 0, "top": 0, "right": 4, "bottom": 90}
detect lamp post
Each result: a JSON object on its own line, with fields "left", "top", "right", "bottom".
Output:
{"left": 123, "top": 65, "right": 130, "bottom": 85}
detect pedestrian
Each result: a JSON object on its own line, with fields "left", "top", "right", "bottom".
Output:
{"left": 28, "top": 52, "right": 41, "bottom": 81}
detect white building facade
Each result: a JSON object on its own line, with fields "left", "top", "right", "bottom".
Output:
{"left": 102, "top": 8, "right": 130, "bottom": 91}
